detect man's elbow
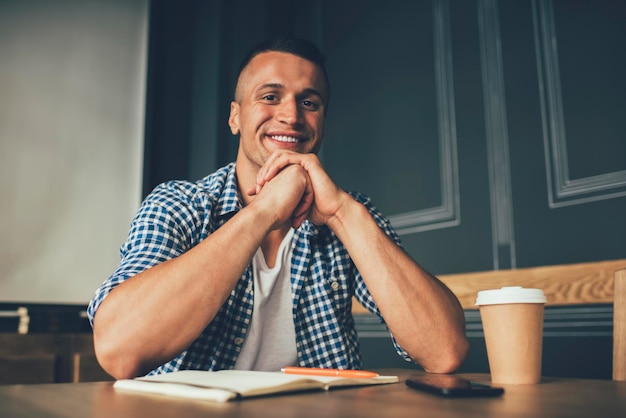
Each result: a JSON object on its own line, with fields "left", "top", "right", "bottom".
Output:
{"left": 93, "top": 327, "right": 144, "bottom": 380}
{"left": 422, "top": 337, "right": 470, "bottom": 374}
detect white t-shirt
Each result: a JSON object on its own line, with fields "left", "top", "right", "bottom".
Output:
{"left": 233, "top": 228, "right": 298, "bottom": 371}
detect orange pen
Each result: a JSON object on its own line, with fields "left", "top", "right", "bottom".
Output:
{"left": 281, "top": 366, "right": 379, "bottom": 378}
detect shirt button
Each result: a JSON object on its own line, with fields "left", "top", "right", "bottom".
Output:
{"left": 331, "top": 281, "right": 340, "bottom": 291}
{"left": 234, "top": 337, "right": 244, "bottom": 346}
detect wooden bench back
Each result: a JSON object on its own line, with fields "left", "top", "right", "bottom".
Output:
{"left": 437, "top": 259, "right": 626, "bottom": 309}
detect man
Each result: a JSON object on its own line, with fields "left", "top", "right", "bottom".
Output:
{"left": 88, "top": 37, "right": 469, "bottom": 379}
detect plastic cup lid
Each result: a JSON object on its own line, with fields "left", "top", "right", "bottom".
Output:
{"left": 475, "top": 286, "right": 547, "bottom": 306}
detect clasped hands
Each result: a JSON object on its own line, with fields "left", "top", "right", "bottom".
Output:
{"left": 247, "top": 151, "right": 349, "bottom": 230}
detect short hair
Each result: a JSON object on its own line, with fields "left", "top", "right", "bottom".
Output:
{"left": 234, "top": 37, "right": 330, "bottom": 103}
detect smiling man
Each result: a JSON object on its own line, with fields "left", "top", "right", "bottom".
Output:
{"left": 88, "top": 37, "right": 469, "bottom": 379}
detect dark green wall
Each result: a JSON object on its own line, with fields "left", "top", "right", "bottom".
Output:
{"left": 144, "top": 0, "right": 625, "bottom": 274}
{"left": 315, "top": 0, "right": 626, "bottom": 274}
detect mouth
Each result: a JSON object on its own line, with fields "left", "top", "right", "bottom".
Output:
{"left": 268, "top": 135, "right": 307, "bottom": 144}
{"left": 268, "top": 134, "right": 306, "bottom": 144}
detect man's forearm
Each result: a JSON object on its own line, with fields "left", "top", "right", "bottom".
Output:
{"left": 93, "top": 204, "right": 274, "bottom": 379}
{"left": 326, "top": 197, "right": 469, "bottom": 373}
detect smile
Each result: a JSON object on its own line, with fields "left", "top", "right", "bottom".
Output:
{"left": 270, "top": 135, "right": 302, "bottom": 143}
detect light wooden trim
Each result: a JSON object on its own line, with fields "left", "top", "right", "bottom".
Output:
{"left": 352, "top": 260, "right": 626, "bottom": 313}
{"left": 613, "top": 268, "right": 626, "bottom": 381}
{"left": 438, "top": 260, "right": 626, "bottom": 310}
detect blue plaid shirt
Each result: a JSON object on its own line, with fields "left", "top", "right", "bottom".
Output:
{"left": 88, "top": 163, "right": 412, "bottom": 375}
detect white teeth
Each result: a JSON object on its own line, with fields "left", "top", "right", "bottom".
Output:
{"left": 271, "top": 135, "right": 299, "bottom": 143}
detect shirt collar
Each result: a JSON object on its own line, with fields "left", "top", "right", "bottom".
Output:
{"left": 214, "top": 162, "right": 243, "bottom": 218}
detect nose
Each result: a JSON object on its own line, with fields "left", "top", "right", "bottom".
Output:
{"left": 276, "top": 98, "right": 302, "bottom": 126}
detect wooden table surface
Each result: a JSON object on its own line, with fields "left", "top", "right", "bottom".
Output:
{"left": 2, "top": 369, "right": 626, "bottom": 418}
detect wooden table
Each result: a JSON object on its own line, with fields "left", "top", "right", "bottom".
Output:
{"left": 1, "top": 370, "right": 625, "bottom": 418}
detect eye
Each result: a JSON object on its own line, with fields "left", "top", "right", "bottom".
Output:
{"left": 262, "top": 94, "right": 277, "bottom": 102}
{"left": 301, "top": 100, "right": 320, "bottom": 110}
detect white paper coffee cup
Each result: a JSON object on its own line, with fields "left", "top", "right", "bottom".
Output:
{"left": 476, "top": 286, "right": 546, "bottom": 384}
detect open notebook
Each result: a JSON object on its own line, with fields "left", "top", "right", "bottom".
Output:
{"left": 114, "top": 369, "right": 399, "bottom": 402}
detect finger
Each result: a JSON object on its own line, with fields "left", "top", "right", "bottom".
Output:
{"left": 256, "top": 152, "right": 302, "bottom": 187}
{"left": 291, "top": 181, "right": 314, "bottom": 227}
{"left": 292, "top": 191, "right": 313, "bottom": 220}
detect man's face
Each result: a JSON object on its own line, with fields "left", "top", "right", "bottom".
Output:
{"left": 229, "top": 51, "right": 328, "bottom": 174}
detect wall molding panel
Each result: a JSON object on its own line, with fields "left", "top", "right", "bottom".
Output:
{"left": 389, "top": 0, "right": 461, "bottom": 236}
{"left": 532, "top": 0, "right": 626, "bottom": 209}
{"left": 478, "top": 0, "right": 516, "bottom": 269}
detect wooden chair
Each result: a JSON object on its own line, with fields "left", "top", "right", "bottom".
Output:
{"left": 352, "top": 259, "right": 626, "bottom": 381}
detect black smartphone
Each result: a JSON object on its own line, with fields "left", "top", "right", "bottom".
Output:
{"left": 405, "top": 374, "right": 504, "bottom": 397}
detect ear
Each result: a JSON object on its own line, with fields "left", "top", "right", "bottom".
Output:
{"left": 228, "top": 101, "right": 240, "bottom": 135}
